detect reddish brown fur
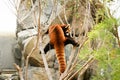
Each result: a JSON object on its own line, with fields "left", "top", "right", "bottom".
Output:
{"left": 49, "top": 24, "right": 67, "bottom": 73}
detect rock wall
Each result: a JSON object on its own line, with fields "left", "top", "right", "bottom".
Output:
{"left": 15, "top": 1, "right": 61, "bottom": 80}
{"left": 15, "top": 0, "right": 101, "bottom": 80}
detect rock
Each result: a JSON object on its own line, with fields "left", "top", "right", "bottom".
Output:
{"left": 14, "top": 44, "right": 22, "bottom": 66}
{"left": 54, "top": 60, "right": 59, "bottom": 70}
{"left": 53, "top": 70, "right": 60, "bottom": 80}
{"left": 17, "top": 29, "right": 37, "bottom": 41}
{"left": 0, "top": 75, "right": 7, "bottom": 80}
{"left": 14, "top": 44, "right": 22, "bottom": 60}
{"left": 27, "top": 67, "right": 58, "bottom": 80}
{"left": 0, "top": 73, "right": 19, "bottom": 80}
{"left": 23, "top": 36, "right": 44, "bottom": 67}
{"left": 23, "top": 36, "right": 56, "bottom": 67}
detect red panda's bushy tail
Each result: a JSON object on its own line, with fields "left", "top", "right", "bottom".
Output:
{"left": 54, "top": 44, "right": 66, "bottom": 73}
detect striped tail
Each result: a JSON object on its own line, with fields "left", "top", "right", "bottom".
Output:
{"left": 56, "top": 52, "right": 66, "bottom": 73}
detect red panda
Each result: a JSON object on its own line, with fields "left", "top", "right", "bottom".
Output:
{"left": 44, "top": 24, "right": 79, "bottom": 73}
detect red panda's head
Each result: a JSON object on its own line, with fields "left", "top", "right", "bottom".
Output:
{"left": 61, "top": 24, "right": 70, "bottom": 37}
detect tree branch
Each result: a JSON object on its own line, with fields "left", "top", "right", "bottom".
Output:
{"left": 13, "top": 63, "right": 24, "bottom": 80}
{"left": 59, "top": 37, "right": 88, "bottom": 80}
{"left": 38, "top": 0, "right": 53, "bottom": 80}
{"left": 68, "top": 56, "right": 94, "bottom": 80}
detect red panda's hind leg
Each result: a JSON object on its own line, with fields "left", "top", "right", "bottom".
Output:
{"left": 44, "top": 42, "right": 54, "bottom": 54}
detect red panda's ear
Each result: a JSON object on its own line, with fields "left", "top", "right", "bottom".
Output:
{"left": 61, "top": 24, "right": 70, "bottom": 27}
{"left": 65, "top": 24, "right": 70, "bottom": 28}
{"left": 61, "top": 24, "right": 67, "bottom": 28}
{"left": 61, "top": 24, "right": 70, "bottom": 31}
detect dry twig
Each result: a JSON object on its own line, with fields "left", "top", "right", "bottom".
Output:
{"left": 13, "top": 63, "right": 24, "bottom": 80}
{"left": 24, "top": 1, "right": 41, "bottom": 80}
{"left": 25, "top": 44, "right": 37, "bottom": 80}
{"left": 68, "top": 56, "right": 94, "bottom": 80}
{"left": 63, "top": 0, "right": 69, "bottom": 25}
{"left": 59, "top": 37, "right": 88, "bottom": 80}
{"left": 38, "top": 1, "right": 53, "bottom": 80}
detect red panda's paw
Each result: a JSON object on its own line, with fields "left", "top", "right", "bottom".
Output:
{"left": 75, "top": 42, "right": 80, "bottom": 47}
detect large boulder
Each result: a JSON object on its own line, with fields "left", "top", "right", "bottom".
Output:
{"left": 23, "top": 36, "right": 55, "bottom": 67}
{"left": 27, "top": 67, "right": 59, "bottom": 80}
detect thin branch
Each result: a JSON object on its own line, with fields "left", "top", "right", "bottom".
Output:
{"left": 68, "top": 56, "right": 94, "bottom": 80}
{"left": 33, "top": 10, "right": 38, "bottom": 27}
{"left": 39, "top": 45, "right": 53, "bottom": 80}
{"left": 19, "top": 3, "right": 37, "bottom": 23}
{"left": 8, "top": 0, "right": 33, "bottom": 31}
{"left": 55, "top": 0, "right": 64, "bottom": 25}
{"left": 58, "top": 14, "right": 64, "bottom": 25}
{"left": 46, "top": 0, "right": 69, "bottom": 28}
{"left": 59, "top": 47, "right": 76, "bottom": 80}
{"left": 72, "top": 37, "right": 88, "bottom": 67}
{"left": 30, "top": 0, "right": 34, "bottom": 7}
{"left": 13, "top": 63, "right": 24, "bottom": 80}
{"left": 25, "top": 41, "right": 37, "bottom": 80}
{"left": 115, "top": 26, "right": 120, "bottom": 47}
{"left": 9, "top": 0, "right": 16, "bottom": 10}
{"left": 63, "top": 0, "right": 69, "bottom": 25}
{"left": 5, "top": 0, "right": 18, "bottom": 16}
{"left": 66, "top": 47, "right": 76, "bottom": 72}
{"left": 24, "top": 2, "right": 41, "bottom": 80}
{"left": 38, "top": 0, "right": 53, "bottom": 80}
{"left": 59, "top": 37, "right": 88, "bottom": 80}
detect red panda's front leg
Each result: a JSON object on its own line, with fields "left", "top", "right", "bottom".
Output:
{"left": 64, "top": 37, "right": 79, "bottom": 47}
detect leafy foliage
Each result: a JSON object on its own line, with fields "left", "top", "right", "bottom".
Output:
{"left": 79, "top": 3, "right": 120, "bottom": 80}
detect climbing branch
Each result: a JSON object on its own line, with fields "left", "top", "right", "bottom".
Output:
{"left": 24, "top": 1, "right": 41, "bottom": 80}
{"left": 115, "top": 26, "right": 120, "bottom": 47}
{"left": 68, "top": 56, "right": 94, "bottom": 80}
{"left": 63, "top": 0, "right": 69, "bottom": 25}
{"left": 38, "top": 1, "right": 53, "bottom": 80}
{"left": 59, "top": 37, "right": 88, "bottom": 80}
{"left": 13, "top": 63, "right": 24, "bottom": 80}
